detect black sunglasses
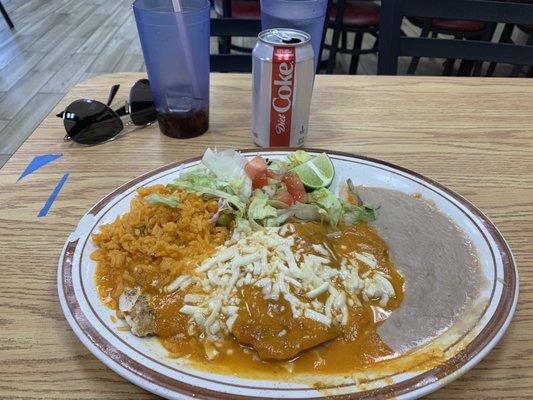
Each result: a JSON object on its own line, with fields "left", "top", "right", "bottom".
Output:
{"left": 56, "top": 79, "right": 156, "bottom": 145}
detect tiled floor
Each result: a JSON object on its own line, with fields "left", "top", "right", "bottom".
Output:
{"left": 0, "top": 0, "right": 528, "bottom": 167}
{"left": 0, "top": 0, "right": 146, "bottom": 166}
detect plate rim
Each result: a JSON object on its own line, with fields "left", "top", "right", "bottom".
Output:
{"left": 57, "top": 148, "right": 519, "bottom": 399}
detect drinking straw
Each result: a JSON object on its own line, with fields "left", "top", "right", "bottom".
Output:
{"left": 171, "top": 0, "right": 202, "bottom": 100}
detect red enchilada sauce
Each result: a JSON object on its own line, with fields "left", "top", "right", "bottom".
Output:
{"left": 96, "top": 220, "right": 405, "bottom": 377}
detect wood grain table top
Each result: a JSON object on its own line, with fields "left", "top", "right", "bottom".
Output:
{"left": 0, "top": 72, "right": 532, "bottom": 399}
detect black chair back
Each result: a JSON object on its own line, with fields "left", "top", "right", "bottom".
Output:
{"left": 378, "top": 0, "right": 533, "bottom": 75}
{"left": 211, "top": 18, "right": 262, "bottom": 72}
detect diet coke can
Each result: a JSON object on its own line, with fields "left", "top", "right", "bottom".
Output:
{"left": 252, "top": 28, "right": 315, "bottom": 148}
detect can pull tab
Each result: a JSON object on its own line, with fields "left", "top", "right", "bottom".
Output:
{"left": 271, "top": 29, "right": 302, "bottom": 44}
{"left": 282, "top": 38, "right": 301, "bottom": 44}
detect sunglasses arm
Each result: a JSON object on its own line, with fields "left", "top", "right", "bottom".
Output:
{"left": 107, "top": 84, "right": 121, "bottom": 106}
{"left": 114, "top": 104, "right": 129, "bottom": 117}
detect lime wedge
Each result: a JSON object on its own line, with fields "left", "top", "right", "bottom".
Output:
{"left": 291, "top": 153, "right": 334, "bottom": 189}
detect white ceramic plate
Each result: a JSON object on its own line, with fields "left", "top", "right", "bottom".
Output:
{"left": 58, "top": 149, "right": 518, "bottom": 399}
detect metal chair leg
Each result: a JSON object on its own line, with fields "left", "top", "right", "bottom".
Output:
{"left": 348, "top": 32, "right": 364, "bottom": 74}
{"left": 218, "top": 37, "right": 231, "bottom": 54}
{"left": 0, "top": 1, "right": 14, "bottom": 29}
{"left": 326, "top": 27, "right": 343, "bottom": 74}
{"left": 407, "top": 20, "right": 431, "bottom": 75}
{"left": 457, "top": 60, "right": 474, "bottom": 76}
{"left": 341, "top": 30, "right": 348, "bottom": 51}
{"left": 326, "top": 0, "right": 345, "bottom": 74}
{"left": 443, "top": 34, "right": 464, "bottom": 76}
{"left": 216, "top": 0, "right": 232, "bottom": 55}
{"left": 472, "top": 61, "right": 484, "bottom": 77}
{"left": 485, "top": 62, "right": 497, "bottom": 78}
{"left": 442, "top": 58, "right": 455, "bottom": 76}
{"left": 486, "top": 23, "right": 515, "bottom": 77}
{"left": 372, "top": 35, "right": 379, "bottom": 51}
{"left": 458, "top": 35, "right": 483, "bottom": 76}
{"left": 472, "top": 22, "right": 497, "bottom": 76}
{"left": 509, "top": 34, "right": 532, "bottom": 77}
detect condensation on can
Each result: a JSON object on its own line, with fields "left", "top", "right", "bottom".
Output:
{"left": 252, "top": 28, "right": 315, "bottom": 148}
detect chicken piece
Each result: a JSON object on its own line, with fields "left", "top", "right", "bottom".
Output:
{"left": 118, "top": 287, "right": 156, "bottom": 337}
{"left": 231, "top": 286, "right": 340, "bottom": 360}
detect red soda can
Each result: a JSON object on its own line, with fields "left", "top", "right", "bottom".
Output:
{"left": 252, "top": 28, "right": 315, "bottom": 148}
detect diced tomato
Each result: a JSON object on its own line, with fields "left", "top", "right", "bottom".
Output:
{"left": 252, "top": 172, "right": 269, "bottom": 189}
{"left": 245, "top": 156, "right": 267, "bottom": 179}
{"left": 266, "top": 168, "right": 284, "bottom": 181}
{"left": 283, "top": 172, "right": 307, "bottom": 203}
{"left": 273, "top": 188, "right": 294, "bottom": 206}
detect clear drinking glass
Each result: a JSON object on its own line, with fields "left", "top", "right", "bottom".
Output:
{"left": 133, "top": 0, "right": 210, "bottom": 138}
{"left": 260, "top": 0, "right": 328, "bottom": 71}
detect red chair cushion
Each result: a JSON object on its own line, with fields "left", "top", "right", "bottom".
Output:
{"left": 410, "top": 16, "right": 486, "bottom": 32}
{"left": 432, "top": 18, "right": 486, "bottom": 32}
{"left": 217, "top": 0, "right": 260, "bottom": 20}
{"left": 328, "top": 1, "right": 380, "bottom": 28}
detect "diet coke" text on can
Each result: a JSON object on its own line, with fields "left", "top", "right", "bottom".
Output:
{"left": 252, "top": 28, "right": 315, "bottom": 148}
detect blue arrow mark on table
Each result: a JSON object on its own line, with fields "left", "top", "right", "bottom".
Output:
{"left": 38, "top": 173, "right": 69, "bottom": 218}
{"left": 18, "top": 153, "right": 63, "bottom": 181}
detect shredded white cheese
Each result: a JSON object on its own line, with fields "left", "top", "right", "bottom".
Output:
{"left": 180, "top": 305, "right": 206, "bottom": 315}
{"left": 167, "top": 225, "right": 396, "bottom": 357}
{"left": 304, "top": 309, "right": 332, "bottom": 327}
{"left": 306, "top": 281, "right": 330, "bottom": 299}
{"left": 355, "top": 252, "right": 378, "bottom": 269}
{"left": 164, "top": 275, "right": 191, "bottom": 293}
{"left": 184, "top": 294, "right": 204, "bottom": 303}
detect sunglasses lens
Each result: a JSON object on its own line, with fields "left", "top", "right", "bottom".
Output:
{"left": 130, "top": 79, "right": 156, "bottom": 126}
{"left": 63, "top": 100, "right": 123, "bottom": 144}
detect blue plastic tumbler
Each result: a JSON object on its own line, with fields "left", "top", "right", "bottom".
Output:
{"left": 133, "top": 0, "right": 210, "bottom": 138}
{"left": 260, "top": 0, "right": 328, "bottom": 71}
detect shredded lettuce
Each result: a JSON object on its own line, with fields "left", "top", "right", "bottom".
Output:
{"left": 289, "top": 202, "right": 327, "bottom": 221}
{"left": 169, "top": 150, "right": 249, "bottom": 212}
{"left": 201, "top": 148, "right": 252, "bottom": 201}
{"left": 268, "top": 159, "right": 289, "bottom": 175}
{"left": 229, "top": 176, "right": 252, "bottom": 201}
{"left": 263, "top": 209, "right": 294, "bottom": 226}
{"left": 235, "top": 217, "right": 252, "bottom": 235}
{"left": 168, "top": 181, "right": 245, "bottom": 213}
{"left": 179, "top": 164, "right": 208, "bottom": 179}
{"left": 202, "top": 148, "right": 246, "bottom": 181}
{"left": 287, "top": 150, "right": 312, "bottom": 168}
{"left": 246, "top": 190, "right": 279, "bottom": 228}
{"left": 268, "top": 199, "right": 290, "bottom": 209}
{"left": 144, "top": 193, "right": 179, "bottom": 208}
{"left": 308, "top": 188, "right": 343, "bottom": 227}
{"left": 262, "top": 184, "right": 278, "bottom": 198}
{"left": 342, "top": 201, "right": 379, "bottom": 224}
{"left": 248, "top": 195, "right": 278, "bottom": 222}
{"left": 160, "top": 149, "right": 380, "bottom": 235}
{"left": 177, "top": 173, "right": 230, "bottom": 191}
